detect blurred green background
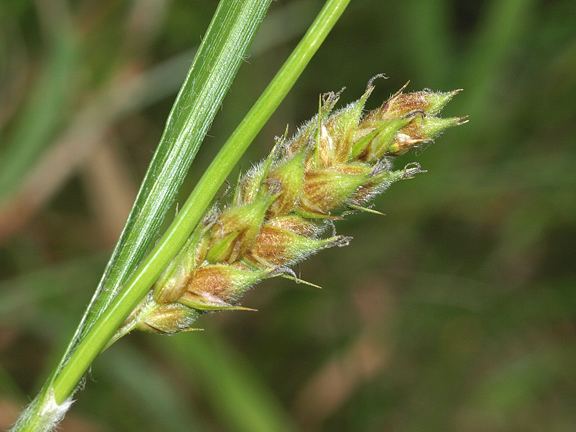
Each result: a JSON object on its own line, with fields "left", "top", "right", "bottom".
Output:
{"left": 1, "top": 0, "right": 575, "bottom": 431}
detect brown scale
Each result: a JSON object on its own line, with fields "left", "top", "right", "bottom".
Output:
{"left": 249, "top": 225, "right": 291, "bottom": 267}
{"left": 186, "top": 265, "right": 234, "bottom": 301}
{"left": 301, "top": 164, "right": 370, "bottom": 215}
{"left": 383, "top": 92, "right": 431, "bottom": 118}
{"left": 267, "top": 216, "right": 320, "bottom": 237}
{"left": 301, "top": 170, "right": 338, "bottom": 214}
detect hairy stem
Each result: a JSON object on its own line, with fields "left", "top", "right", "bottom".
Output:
{"left": 10, "top": 0, "right": 273, "bottom": 429}
{"left": 52, "top": 0, "right": 350, "bottom": 401}
{"left": 11, "top": 0, "right": 351, "bottom": 430}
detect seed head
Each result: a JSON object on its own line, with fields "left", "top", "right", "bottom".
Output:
{"left": 124, "top": 79, "right": 466, "bottom": 335}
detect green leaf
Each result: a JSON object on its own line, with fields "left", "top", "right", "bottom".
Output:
{"left": 0, "top": 14, "right": 77, "bottom": 200}
{"left": 10, "top": 1, "right": 272, "bottom": 430}
{"left": 10, "top": 0, "right": 351, "bottom": 429}
{"left": 68, "top": 0, "right": 273, "bottom": 352}
{"left": 49, "top": 0, "right": 351, "bottom": 406}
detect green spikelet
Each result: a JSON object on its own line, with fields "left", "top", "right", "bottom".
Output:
{"left": 122, "top": 79, "right": 467, "bottom": 336}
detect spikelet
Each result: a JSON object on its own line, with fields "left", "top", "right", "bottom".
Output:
{"left": 124, "top": 79, "right": 467, "bottom": 335}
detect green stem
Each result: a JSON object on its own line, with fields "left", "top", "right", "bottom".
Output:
{"left": 11, "top": 1, "right": 350, "bottom": 430}
{"left": 50, "top": 0, "right": 350, "bottom": 403}
{"left": 66, "top": 0, "right": 273, "bottom": 352}
{"left": 11, "top": 0, "right": 272, "bottom": 430}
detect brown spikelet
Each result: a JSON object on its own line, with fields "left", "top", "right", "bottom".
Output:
{"left": 121, "top": 78, "right": 466, "bottom": 336}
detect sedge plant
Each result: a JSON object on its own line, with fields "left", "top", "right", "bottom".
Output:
{"left": 117, "top": 82, "right": 466, "bottom": 337}
{"left": 10, "top": 0, "right": 466, "bottom": 430}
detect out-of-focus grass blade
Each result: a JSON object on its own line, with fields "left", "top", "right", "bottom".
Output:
{"left": 65, "top": 0, "right": 272, "bottom": 360}
{"left": 101, "top": 346, "right": 207, "bottom": 432}
{"left": 158, "top": 333, "right": 296, "bottom": 432}
{"left": 461, "top": 0, "right": 536, "bottom": 120}
{"left": 0, "top": 14, "right": 76, "bottom": 200}
{"left": 402, "top": 0, "right": 452, "bottom": 85}
{"left": 0, "top": 256, "right": 105, "bottom": 319}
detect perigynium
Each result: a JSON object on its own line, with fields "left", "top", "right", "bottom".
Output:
{"left": 117, "top": 78, "right": 467, "bottom": 337}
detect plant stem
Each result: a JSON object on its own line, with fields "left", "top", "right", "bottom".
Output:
{"left": 11, "top": 0, "right": 272, "bottom": 430}
{"left": 65, "top": 0, "right": 273, "bottom": 355}
{"left": 11, "top": 0, "right": 350, "bottom": 430}
{"left": 52, "top": 0, "right": 349, "bottom": 402}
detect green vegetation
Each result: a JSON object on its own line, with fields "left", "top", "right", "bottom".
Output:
{"left": 1, "top": 0, "right": 575, "bottom": 431}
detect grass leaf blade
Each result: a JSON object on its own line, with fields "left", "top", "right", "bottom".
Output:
{"left": 65, "top": 0, "right": 273, "bottom": 360}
